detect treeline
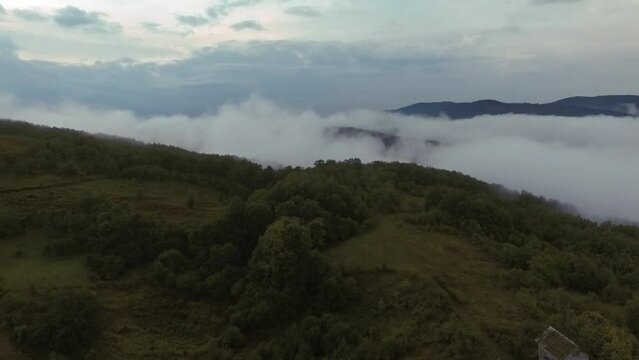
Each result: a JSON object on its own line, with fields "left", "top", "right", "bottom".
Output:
{"left": 0, "top": 120, "right": 272, "bottom": 198}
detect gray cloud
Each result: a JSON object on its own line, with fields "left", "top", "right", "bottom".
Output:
{"left": 141, "top": 22, "right": 161, "bottom": 30}
{"left": 0, "top": 4, "right": 5, "bottom": 15}
{"left": 0, "top": 38, "right": 455, "bottom": 116}
{"left": 175, "top": 14, "right": 210, "bottom": 27}
{"left": 285, "top": 6, "right": 322, "bottom": 17}
{"left": 231, "top": 20, "right": 264, "bottom": 31}
{"left": 13, "top": 9, "right": 49, "bottom": 22}
{"left": 0, "top": 37, "right": 636, "bottom": 118}
{"left": 53, "top": 6, "right": 122, "bottom": 33}
{"left": 165, "top": 0, "right": 262, "bottom": 29}
{"left": 1, "top": 96, "right": 638, "bottom": 223}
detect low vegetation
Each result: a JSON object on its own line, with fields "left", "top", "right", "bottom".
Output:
{"left": 1, "top": 119, "right": 639, "bottom": 359}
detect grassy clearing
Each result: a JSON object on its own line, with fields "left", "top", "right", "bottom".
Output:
{"left": 79, "top": 179, "right": 225, "bottom": 227}
{"left": 0, "top": 176, "right": 225, "bottom": 228}
{"left": 0, "top": 237, "right": 215, "bottom": 360}
{"left": 0, "top": 231, "right": 88, "bottom": 291}
{"left": 89, "top": 282, "right": 222, "bottom": 360}
{"left": 328, "top": 217, "right": 532, "bottom": 359}
{"left": 0, "top": 232, "right": 221, "bottom": 359}
{"left": 0, "top": 174, "right": 82, "bottom": 192}
{"left": 0, "top": 135, "right": 32, "bottom": 154}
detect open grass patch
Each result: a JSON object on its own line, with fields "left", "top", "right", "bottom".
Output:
{"left": 0, "top": 176, "right": 226, "bottom": 229}
{"left": 328, "top": 217, "right": 533, "bottom": 359}
{"left": 0, "top": 231, "right": 88, "bottom": 291}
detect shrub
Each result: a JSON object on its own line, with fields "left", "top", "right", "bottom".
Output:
{"left": 625, "top": 298, "right": 639, "bottom": 337}
{"left": 0, "top": 210, "right": 24, "bottom": 238}
{"left": 176, "top": 272, "right": 204, "bottom": 296}
{"left": 438, "top": 319, "right": 479, "bottom": 359}
{"left": 219, "top": 326, "right": 246, "bottom": 349}
{"left": 5, "top": 291, "right": 103, "bottom": 358}
{"left": 86, "top": 254, "right": 126, "bottom": 280}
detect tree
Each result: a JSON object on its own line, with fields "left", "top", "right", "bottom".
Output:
{"left": 600, "top": 326, "right": 633, "bottom": 360}
{"left": 248, "top": 218, "right": 319, "bottom": 292}
{"left": 8, "top": 291, "right": 103, "bottom": 358}
{"left": 625, "top": 297, "right": 639, "bottom": 337}
{"left": 185, "top": 192, "right": 196, "bottom": 209}
{"left": 219, "top": 326, "right": 246, "bottom": 349}
{"left": 0, "top": 210, "right": 24, "bottom": 238}
{"left": 372, "top": 182, "right": 401, "bottom": 214}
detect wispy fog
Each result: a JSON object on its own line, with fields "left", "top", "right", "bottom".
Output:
{"left": 1, "top": 96, "right": 638, "bottom": 223}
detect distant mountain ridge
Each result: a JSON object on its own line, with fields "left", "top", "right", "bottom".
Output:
{"left": 391, "top": 95, "right": 639, "bottom": 119}
{"left": 325, "top": 126, "right": 440, "bottom": 149}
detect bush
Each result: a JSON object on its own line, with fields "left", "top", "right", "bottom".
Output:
{"left": 86, "top": 254, "right": 126, "bottom": 280}
{"left": 5, "top": 291, "right": 103, "bottom": 358}
{"left": 0, "top": 210, "right": 24, "bottom": 238}
{"left": 625, "top": 298, "right": 639, "bottom": 337}
{"left": 176, "top": 272, "right": 204, "bottom": 296}
{"left": 185, "top": 192, "right": 196, "bottom": 209}
{"left": 219, "top": 326, "right": 246, "bottom": 349}
{"left": 438, "top": 319, "right": 479, "bottom": 359}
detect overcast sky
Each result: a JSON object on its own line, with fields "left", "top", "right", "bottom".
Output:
{"left": 0, "top": 0, "right": 638, "bottom": 114}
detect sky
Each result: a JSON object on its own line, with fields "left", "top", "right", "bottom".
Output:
{"left": 0, "top": 0, "right": 638, "bottom": 114}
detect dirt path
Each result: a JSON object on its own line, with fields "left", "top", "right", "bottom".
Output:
{"left": 0, "top": 177, "right": 100, "bottom": 194}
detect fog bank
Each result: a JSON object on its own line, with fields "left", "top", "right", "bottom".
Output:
{"left": 1, "top": 96, "right": 638, "bottom": 223}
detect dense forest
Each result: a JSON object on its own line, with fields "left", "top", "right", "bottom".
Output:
{"left": 1, "top": 119, "right": 639, "bottom": 359}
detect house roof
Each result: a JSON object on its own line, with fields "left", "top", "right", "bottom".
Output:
{"left": 535, "top": 326, "right": 585, "bottom": 359}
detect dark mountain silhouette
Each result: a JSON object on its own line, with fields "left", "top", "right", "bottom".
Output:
{"left": 324, "top": 126, "right": 440, "bottom": 150}
{"left": 391, "top": 95, "right": 639, "bottom": 119}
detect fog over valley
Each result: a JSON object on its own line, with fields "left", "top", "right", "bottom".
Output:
{"left": 2, "top": 95, "right": 637, "bottom": 223}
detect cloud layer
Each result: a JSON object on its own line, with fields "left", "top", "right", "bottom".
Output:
{"left": 4, "top": 36, "right": 637, "bottom": 119}
{"left": 1, "top": 95, "right": 637, "bottom": 223}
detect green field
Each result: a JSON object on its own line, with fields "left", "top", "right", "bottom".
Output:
{"left": 0, "top": 176, "right": 225, "bottom": 228}
{"left": 0, "top": 231, "right": 88, "bottom": 291}
{"left": 329, "top": 217, "right": 525, "bottom": 359}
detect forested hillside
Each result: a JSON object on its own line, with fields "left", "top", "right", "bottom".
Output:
{"left": 1, "top": 119, "right": 639, "bottom": 359}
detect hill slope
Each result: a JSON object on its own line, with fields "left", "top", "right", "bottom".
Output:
{"left": 1, "top": 119, "right": 639, "bottom": 359}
